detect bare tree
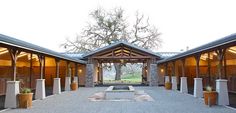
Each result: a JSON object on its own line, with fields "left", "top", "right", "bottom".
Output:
{"left": 62, "top": 7, "right": 161, "bottom": 80}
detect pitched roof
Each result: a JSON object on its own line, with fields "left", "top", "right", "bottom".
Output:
{"left": 61, "top": 53, "right": 84, "bottom": 59}
{"left": 82, "top": 41, "right": 162, "bottom": 59}
{"left": 0, "top": 34, "right": 86, "bottom": 64}
{"left": 157, "top": 33, "right": 236, "bottom": 64}
{"left": 156, "top": 52, "right": 179, "bottom": 58}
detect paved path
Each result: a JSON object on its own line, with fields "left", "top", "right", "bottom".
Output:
{"left": 1, "top": 87, "right": 236, "bottom": 113}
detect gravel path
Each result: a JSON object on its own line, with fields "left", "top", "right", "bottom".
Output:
{"left": 1, "top": 87, "right": 235, "bottom": 113}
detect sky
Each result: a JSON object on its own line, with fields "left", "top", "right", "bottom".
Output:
{"left": 0, "top": 0, "right": 236, "bottom": 53}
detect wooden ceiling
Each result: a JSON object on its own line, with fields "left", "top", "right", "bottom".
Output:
{"left": 90, "top": 45, "right": 158, "bottom": 63}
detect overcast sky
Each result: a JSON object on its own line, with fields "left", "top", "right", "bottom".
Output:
{"left": 0, "top": 0, "right": 236, "bottom": 52}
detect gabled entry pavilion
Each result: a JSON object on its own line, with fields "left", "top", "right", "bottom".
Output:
{"left": 81, "top": 42, "right": 162, "bottom": 87}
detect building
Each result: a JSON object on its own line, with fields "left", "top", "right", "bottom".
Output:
{"left": 0, "top": 33, "right": 235, "bottom": 109}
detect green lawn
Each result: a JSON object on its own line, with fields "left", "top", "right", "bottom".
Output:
{"left": 103, "top": 73, "right": 142, "bottom": 84}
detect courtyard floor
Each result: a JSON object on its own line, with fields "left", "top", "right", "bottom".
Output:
{"left": 1, "top": 87, "right": 236, "bottom": 113}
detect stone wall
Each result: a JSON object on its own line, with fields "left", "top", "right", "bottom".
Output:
{"left": 149, "top": 64, "right": 158, "bottom": 86}
{"left": 85, "top": 64, "right": 94, "bottom": 87}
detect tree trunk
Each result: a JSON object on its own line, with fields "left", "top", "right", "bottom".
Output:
{"left": 114, "top": 63, "right": 122, "bottom": 80}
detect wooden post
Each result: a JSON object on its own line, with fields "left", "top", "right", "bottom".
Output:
{"left": 181, "top": 59, "right": 185, "bottom": 77}
{"left": 172, "top": 61, "right": 175, "bottom": 76}
{"left": 100, "top": 63, "right": 103, "bottom": 84}
{"left": 43, "top": 57, "right": 46, "bottom": 79}
{"left": 194, "top": 54, "right": 201, "bottom": 78}
{"left": 55, "top": 59, "right": 60, "bottom": 78}
{"left": 38, "top": 55, "right": 45, "bottom": 79}
{"left": 67, "top": 61, "right": 71, "bottom": 77}
{"left": 97, "top": 63, "right": 100, "bottom": 83}
{"left": 223, "top": 54, "right": 227, "bottom": 79}
{"left": 75, "top": 63, "right": 78, "bottom": 77}
{"left": 207, "top": 52, "right": 211, "bottom": 85}
{"left": 8, "top": 48, "right": 21, "bottom": 81}
{"left": 165, "top": 63, "right": 168, "bottom": 77}
{"left": 215, "top": 48, "right": 226, "bottom": 79}
{"left": 29, "top": 53, "right": 33, "bottom": 88}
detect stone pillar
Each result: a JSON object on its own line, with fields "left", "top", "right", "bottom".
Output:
{"left": 180, "top": 77, "right": 188, "bottom": 93}
{"left": 4, "top": 81, "right": 19, "bottom": 108}
{"left": 53, "top": 78, "right": 61, "bottom": 94}
{"left": 149, "top": 64, "right": 158, "bottom": 86}
{"left": 194, "top": 78, "right": 203, "bottom": 98}
{"left": 35, "top": 79, "right": 46, "bottom": 100}
{"left": 65, "top": 77, "right": 71, "bottom": 91}
{"left": 85, "top": 64, "right": 94, "bottom": 87}
{"left": 171, "top": 76, "right": 177, "bottom": 90}
{"left": 216, "top": 79, "right": 229, "bottom": 105}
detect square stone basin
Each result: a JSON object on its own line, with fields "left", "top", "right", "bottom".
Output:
{"left": 105, "top": 86, "right": 135, "bottom": 100}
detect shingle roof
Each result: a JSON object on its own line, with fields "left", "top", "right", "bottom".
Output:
{"left": 82, "top": 41, "right": 162, "bottom": 59}
{"left": 0, "top": 34, "right": 86, "bottom": 64}
{"left": 157, "top": 33, "right": 236, "bottom": 64}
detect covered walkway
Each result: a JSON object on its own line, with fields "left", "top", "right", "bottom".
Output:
{"left": 157, "top": 33, "right": 236, "bottom": 107}
{"left": 1, "top": 87, "right": 235, "bottom": 113}
{"left": 0, "top": 34, "right": 86, "bottom": 109}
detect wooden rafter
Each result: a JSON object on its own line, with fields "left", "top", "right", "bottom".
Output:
{"left": 88, "top": 43, "right": 159, "bottom": 64}
{"left": 93, "top": 56, "right": 151, "bottom": 59}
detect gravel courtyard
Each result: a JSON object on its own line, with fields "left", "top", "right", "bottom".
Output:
{"left": 1, "top": 87, "right": 236, "bottom": 113}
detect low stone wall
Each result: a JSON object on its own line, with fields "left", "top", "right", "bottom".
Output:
{"left": 105, "top": 86, "right": 135, "bottom": 100}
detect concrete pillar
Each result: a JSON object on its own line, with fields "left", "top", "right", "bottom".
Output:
{"left": 216, "top": 79, "right": 229, "bottom": 105}
{"left": 194, "top": 78, "right": 203, "bottom": 98}
{"left": 53, "top": 78, "right": 61, "bottom": 94}
{"left": 35, "top": 79, "right": 46, "bottom": 100}
{"left": 65, "top": 77, "right": 71, "bottom": 91}
{"left": 171, "top": 76, "right": 177, "bottom": 90}
{"left": 180, "top": 77, "right": 188, "bottom": 93}
{"left": 149, "top": 64, "right": 158, "bottom": 86}
{"left": 85, "top": 64, "right": 94, "bottom": 87}
{"left": 4, "top": 81, "right": 19, "bottom": 108}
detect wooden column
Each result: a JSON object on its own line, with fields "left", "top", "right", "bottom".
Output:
{"left": 194, "top": 54, "right": 201, "bottom": 78}
{"left": 38, "top": 55, "right": 45, "bottom": 79}
{"left": 75, "top": 63, "right": 78, "bottom": 76}
{"left": 223, "top": 54, "right": 227, "bottom": 79}
{"left": 43, "top": 57, "right": 46, "bottom": 79}
{"left": 8, "top": 48, "right": 21, "bottom": 81}
{"left": 181, "top": 59, "right": 185, "bottom": 77}
{"left": 98, "top": 63, "right": 103, "bottom": 83}
{"left": 164, "top": 63, "right": 168, "bottom": 76}
{"left": 207, "top": 52, "right": 211, "bottom": 85}
{"left": 29, "top": 53, "right": 33, "bottom": 88}
{"left": 67, "top": 61, "right": 71, "bottom": 77}
{"left": 216, "top": 48, "right": 226, "bottom": 79}
{"left": 55, "top": 59, "right": 60, "bottom": 78}
{"left": 100, "top": 64, "right": 103, "bottom": 84}
{"left": 97, "top": 64, "right": 100, "bottom": 83}
{"left": 172, "top": 61, "right": 175, "bottom": 76}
